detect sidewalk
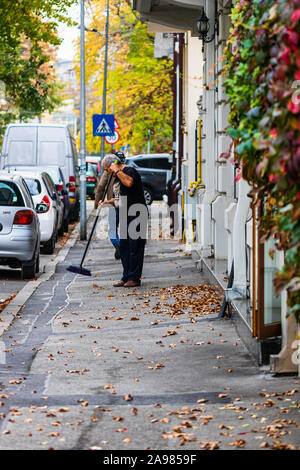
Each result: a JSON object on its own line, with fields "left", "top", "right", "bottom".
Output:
{"left": 0, "top": 205, "right": 299, "bottom": 450}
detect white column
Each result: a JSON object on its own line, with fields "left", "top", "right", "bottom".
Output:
{"left": 227, "top": 177, "right": 251, "bottom": 299}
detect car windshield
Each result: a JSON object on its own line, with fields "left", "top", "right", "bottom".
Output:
{"left": 42, "top": 167, "right": 61, "bottom": 184}
{"left": 86, "top": 163, "right": 95, "bottom": 174}
{"left": 24, "top": 178, "right": 42, "bottom": 196}
{"left": 91, "top": 163, "right": 99, "bottom": 174}
{"left": 0, "top": 180, "right": 25, "bottom": 206}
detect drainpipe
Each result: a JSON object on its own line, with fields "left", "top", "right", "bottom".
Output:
{"left": 167, "top": 33, "right": 178, "bottom": 207}
{"left": 172, "top": 34, "right": 184, "bottom": 203}
{"left": 168, "top": 33, "right": 184, "bottom": 237}
{"left": 172, "top": 33, "right": 184, "bottom": 200}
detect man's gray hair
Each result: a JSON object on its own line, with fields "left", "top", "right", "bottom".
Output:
{"left": 103, "top": 153, "right": 121, "bottom": 168}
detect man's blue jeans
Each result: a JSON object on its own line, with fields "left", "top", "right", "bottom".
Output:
{"left": 108, "top": 208, "right": 120, "bottom": 248}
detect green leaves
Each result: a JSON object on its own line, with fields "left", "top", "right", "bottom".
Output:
{"left": 224, "top": 0, "right": 300, "bottom": 322}
{"left": 0, "top": 0, "right": 76, "bottom": 138}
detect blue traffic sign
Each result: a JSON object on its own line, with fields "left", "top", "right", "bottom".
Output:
{"left": 93, "top": 114, "right": 115, "bottom": 136}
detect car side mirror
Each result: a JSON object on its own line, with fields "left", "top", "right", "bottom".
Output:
{"left": 52, "top": 192, "right": 57, "bottom": 200}
{"left": 36, "top": 203, "right": 48, "bottom": 213}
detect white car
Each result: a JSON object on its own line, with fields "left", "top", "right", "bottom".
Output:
{"left": 11, "top": 170, "right": 63, "bottom": 254}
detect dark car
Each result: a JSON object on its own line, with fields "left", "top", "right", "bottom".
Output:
{"left": 126, "top": 153, "right": 172, "bottom": 205}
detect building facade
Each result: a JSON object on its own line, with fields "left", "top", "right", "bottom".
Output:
{"left": 133, "top": 0, "right": 299, "bottom": 373}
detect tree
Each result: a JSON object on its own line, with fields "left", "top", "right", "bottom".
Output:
{"left": 75, "top": 0, "right": 173, "bottom": 155}
{"left": 0, "top": 0, "right": 76, "bottom": 138}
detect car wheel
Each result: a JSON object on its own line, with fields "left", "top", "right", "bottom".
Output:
{"left": 42, "top": 229, "right": 57, "bottom": 255}
{"left": 144, "top": 188, "right": 153, "bottom": 205}
{"left": 58, "top": 220, "right": 64, "bottom": 237}
{"left": 63, "top": 216, "right": 69, "bottom": 233}
{"left": 35, "top": 254, "right": 40, "bottom": 274}
{"left": 72, "top": 201, "right": 80, "bottom": 222}
{"left": 21, "top": 245, "right": 39, "bottom": 279}
{"left": 21, "top": 258, "right": 36, "bottom": 280}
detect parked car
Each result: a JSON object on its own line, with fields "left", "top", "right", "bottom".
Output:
{"left": 11, "top": 170, "right": 64, "bottom": 254}
{"left": 86, "top": 156, "right": 101, "bottom": 181}
{"left": 0, "top": 172, "right": 41, "bottom": 279}
{"left": 126, "top": 153, "right": 172, "bottom": 205}
{"left": 25, "top": 165, "right": 71, "bottom": 235}
{"left": 0, "top": 123, "right": 80, "bottom": 222}
{"left": 86, "top": 162, "right": 97, "bottom": 199}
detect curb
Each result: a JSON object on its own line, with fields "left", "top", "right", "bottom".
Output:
{"left": 0, "top": 208, "right": 93, "bottom": 338}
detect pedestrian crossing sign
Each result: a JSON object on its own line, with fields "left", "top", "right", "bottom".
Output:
{"left": 93, "top": 114, "right": 115, "bottom": 136}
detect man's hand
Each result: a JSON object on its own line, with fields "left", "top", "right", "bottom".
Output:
{"left": 110, "top": 163, "right": 119, "bottom": 175}
{"left": 98, "top": 198, "right": 115, "bottom": 208}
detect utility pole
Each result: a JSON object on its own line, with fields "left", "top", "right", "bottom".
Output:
{"left": 111, "top": 46, "right": 115, "bottom": 152}
{"left": 100, "top": 0, "right": 110, "bottom": 164}
{"left": 79, "top": 0, "right": 87, "bottom": 240}
{"left": 147, "top": 129, "right": 151, "bottom": 153}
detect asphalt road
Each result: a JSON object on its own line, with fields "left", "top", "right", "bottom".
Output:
{"left": 0, "top": 201, "right": 94, "bottom": 304}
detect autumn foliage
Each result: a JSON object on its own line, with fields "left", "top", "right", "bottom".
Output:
{"left": 74, "top": 0, "right": 173, "bottom": 155}
{"left": 224, "top": 0, "right": 300, "bottom": 321}
{"left": 0, "top": 0, "right": 75, "bottom": 137}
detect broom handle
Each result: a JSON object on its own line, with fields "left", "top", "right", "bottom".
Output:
{"left": 80, "top": 171, "right": 114, "bottom": 267}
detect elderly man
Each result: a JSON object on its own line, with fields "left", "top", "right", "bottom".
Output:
{"left": 94, "top": 151, "right": 126, "bottom": 260}
{"left": 98, "top": 154, "right": 147, "bottom": 288}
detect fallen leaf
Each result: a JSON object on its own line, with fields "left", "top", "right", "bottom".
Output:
{"left": 124, "top": 394, "right": 133, "bottom": 401}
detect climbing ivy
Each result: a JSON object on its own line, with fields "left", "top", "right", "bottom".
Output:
{"left": 224, "top": 0, "right": 300, "bottom": 322}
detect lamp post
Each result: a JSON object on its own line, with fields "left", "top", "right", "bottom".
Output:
{"left": 100, "top": 0, "right": 110, "bottom": 166}
{"left": 79, "top": 0, "right": 87, "bottom": 240}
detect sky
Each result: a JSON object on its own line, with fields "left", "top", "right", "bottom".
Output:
{"left": 57, "top": 3, "right": 81, "bottom": 61}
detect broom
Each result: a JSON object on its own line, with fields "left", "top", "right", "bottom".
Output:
{"left": 66, "top": 170, "right": 114, "bottom": 276}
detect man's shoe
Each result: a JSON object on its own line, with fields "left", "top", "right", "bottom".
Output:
{"left": 124, "top": 280, "right": 141, "bottom": 288}
{"left": 113, "top": 280, "right": 126, "bottom": 287}
{"left": 114, "top": 245, "right": 121, "bottom": 260}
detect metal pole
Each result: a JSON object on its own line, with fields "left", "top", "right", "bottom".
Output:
{"left": 111, "top": 46, "right": 115, "bottom": 152}
{"left": 147, "top": 129, "right": 151, "bottom": 153}
{"left": 79, "top": 0, "right": 87, "bottom": 240}
{"left": 100, "top": 0, "right": 110, "bottom": 163}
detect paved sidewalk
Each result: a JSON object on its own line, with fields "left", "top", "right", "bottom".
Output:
{"left": 0, "top": 206, "right": 298, "bottom": 450}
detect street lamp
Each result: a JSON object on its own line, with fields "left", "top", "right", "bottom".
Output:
{"left": 196, "top": 7, "right": 219, "bottom": 52}
{"left": 85, "top": 1, "right": 110, "bottom": 170}
{"left": 79, "top": 0, "right": 87, "bottom": 240}
{"left": 101, "top": 0, "right": 110, "bottom": 167}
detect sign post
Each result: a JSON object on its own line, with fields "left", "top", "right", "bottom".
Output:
{"left": 105, "top": 131, "right": 120, "bottom": 145}
{"left": 100, "top": 0, "right": 110, "bottom": 165}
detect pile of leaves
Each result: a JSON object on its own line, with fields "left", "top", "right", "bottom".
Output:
{"left": 224, "top": 0, "right": 300, "bottom": 321}
{"left": 142, "top": 284, "right": 222, "bottom": 318}
{"left": 0, "top": 292, "right": 18, "bottom": 315}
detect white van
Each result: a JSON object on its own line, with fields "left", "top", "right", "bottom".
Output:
{"left": 0, "top": 124, "right": 80, "bottom": 221}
